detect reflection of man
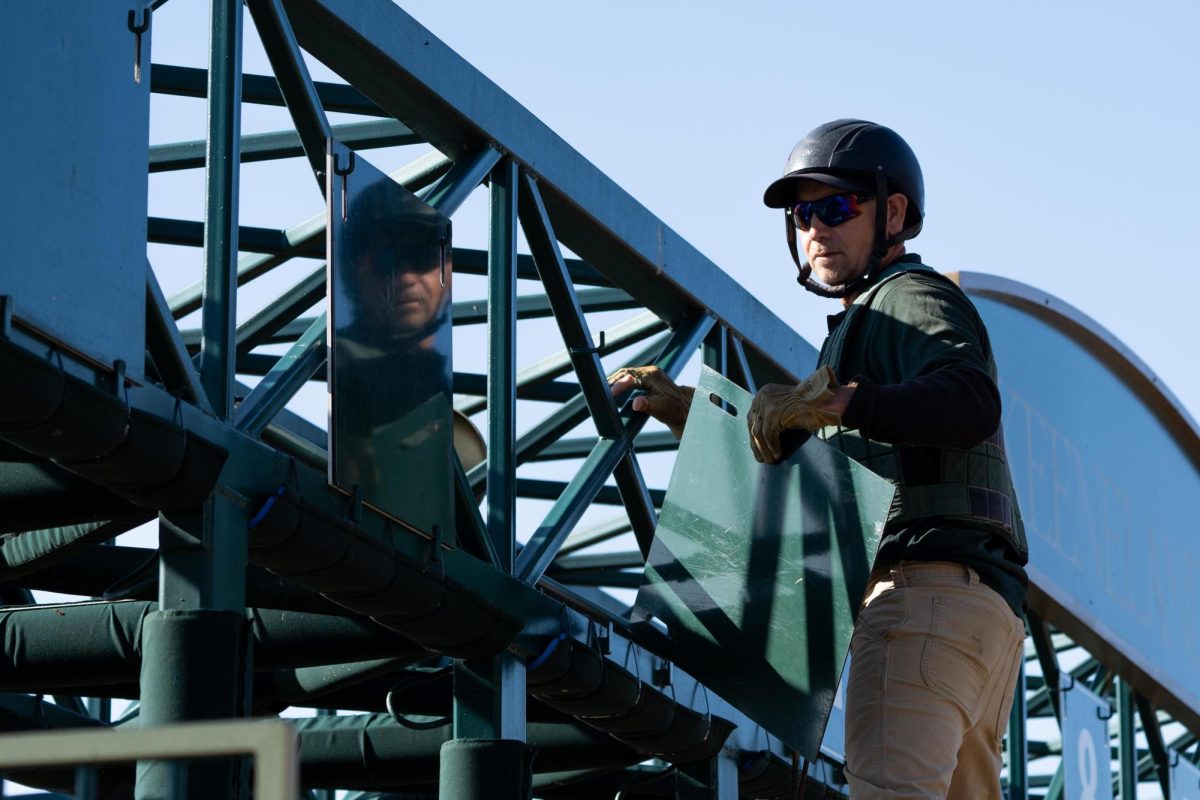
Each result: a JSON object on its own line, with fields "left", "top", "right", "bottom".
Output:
{"left": 612, "top": 120, "right": 1028, "bottom": 798}
{"left": 332, "top": 182, "right": 452, "bottom": 511}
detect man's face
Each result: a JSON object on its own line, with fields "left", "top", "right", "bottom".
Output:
{"left": 794, "top": 180, "right": 878, "bottom": 288}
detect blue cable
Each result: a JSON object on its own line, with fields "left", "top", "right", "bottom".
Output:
{"left": 249, "top": 485, "right": 287, "bottom": 530}
{"left": 527, "top": 632, "right": 569, "bottom": 670}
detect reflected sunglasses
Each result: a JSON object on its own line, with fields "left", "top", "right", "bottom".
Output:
{"left": 790, "top": 192, "right": 874, "bottom": 231}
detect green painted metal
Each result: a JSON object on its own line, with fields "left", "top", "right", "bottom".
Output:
{"left": 151, "top": 63, "right": 387, "bottom": 115}
{"left": 198, "top": 0, "right": 244, "bottom": 422}
{"left": 1118, "top": 678, "right": 1137, "bottom": 800}
{"left": 456, "top": 312, "right": 666, "bottom": 418}
{"left": 487, "top": 159, "right": 518, "bottom": 574}
{"left": 235, "top": 313, "right": 326, "bottom": 436}
{"left": 453, "top": 287, "right": 635, "bottom": 326}
{"left": 518, "top": 172, "right": 622, "bottom": 439}
{"left": 149, "top": 119, "right": 415, "bottom": 173}
{"left": 634, "top": 368, "right": 893, "bottom": 758}
{"left": 422, "top": 147, "right": 502, "bottom": 217}
{"left": 245, "top": 0, "right": 333, "bottom": 185}
{"left": 1008, "top": 657, "right": 1028, "bottom": 799}
{"left": 515, "top": 437, "right": 631, "bottom": 585}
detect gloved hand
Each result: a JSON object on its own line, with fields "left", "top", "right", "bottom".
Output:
{"left": 608, "top": 366, "right": 695, "bottom": 439}
{"left": 747, "top": 365, "right": 843, "bottom": 463}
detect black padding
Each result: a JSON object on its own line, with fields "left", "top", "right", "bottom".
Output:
{"left": 552, "top": 661, "right": 640, "bottom": 716}
{"left": 438, "top": 738, "right": 534, "bottom": 800}
{"left": 532, "top": 641, "right": 604, "bottom": 700}
{"left": 2, "top": 377, "right": 128, "bottom": 461}
{"left": 380, "top": 583, "right": 521, "bottom": 659}
{"left": 737, "top": 751, "right": 793, "bottom": 798}
{"left": 330, "top": 552, "right": 445, "bottom": 617}
{"left": 580, "top": 682, "right": 676, "bottom": 736}
{"left": 119, "top": 431, "right": 226, "bottom": 511}
{"left": 0, "top": 340, "right": 64, "bottom": 427}
{"left": 621, "top": 703, "right": 710, "bottom": 756}
{"left": 247, "top": 487, "right": 302, "bottom": 548}
{"left": 253, "top": 508, "right": 355, "bottom": 572}
{"left": 0, "top": 460, "right": 137, "bottom": 533}
{"left": 64, "top": 406, "right": 187, "bottom": 490}
{"left": 526, "top": 639, "right": 574, "bottom": 687}
{"left": 287, "top": 533, "right": 398, "bottom": 594}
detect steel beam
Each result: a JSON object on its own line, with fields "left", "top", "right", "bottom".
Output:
{"left": 423, "top": 147, "right": 501, "bottom": 217}
{"left": 456, "top": 312, "right": 666, "bottom": 417}
{"left": 234, "top": 312, "right": 327, "bottom": 436}
{"left": 515, "top": 437, "right": 631, "bottom": 585}
{"left": 518, "top": 171, "right": 621, "bottom": 439}
{"left": 487, "top": 159, "right": 518, "bottom": 573}
{"left": 1007, "top": 657, "right": 1027, "bottom": 799}
{"left": 149, "top": 119, "right": 415, "bottom": 173}
{"left": 151, "top": 63, "right": 386, "bottom": 115}
{"left": 245, "top": 0, "right": 334, "bottom": 184}
{"left": 1117, "top": 678, "right": 1136, "bottom": 799}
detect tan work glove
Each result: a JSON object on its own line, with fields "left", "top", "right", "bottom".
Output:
{"left": 608, "top": 366, "right": 695, "bottom": 439}
{"left": 747, "top": 365, "right": 843, "bottom": 463}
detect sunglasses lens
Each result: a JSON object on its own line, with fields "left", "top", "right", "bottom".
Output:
{"left": 790, "top": 193, "right": 867, "bottom": 230}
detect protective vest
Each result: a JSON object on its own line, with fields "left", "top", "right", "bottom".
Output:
{"left": 816, "top": 262, "right": 1028, "bottom": 563}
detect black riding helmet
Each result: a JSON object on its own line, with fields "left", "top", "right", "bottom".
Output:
{"left": 763, "top": 119, "right": 924, "bottom": 298}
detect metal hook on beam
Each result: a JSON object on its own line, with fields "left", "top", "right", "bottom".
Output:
{"left": 127, "top": 7, "right": 151, "bottom": 84}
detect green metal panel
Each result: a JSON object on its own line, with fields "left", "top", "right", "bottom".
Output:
{"left": 634, "top": 367, "right": 893, "bottom": 758}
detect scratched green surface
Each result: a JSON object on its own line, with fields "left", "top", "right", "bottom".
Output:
{"left": 634, "top": 367, "right": 894, "bottom": 757}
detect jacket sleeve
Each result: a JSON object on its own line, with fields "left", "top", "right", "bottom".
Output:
{"left": 840, "top": 273, "right": 1001, "bottom": 447}
{"left": 840, "top": 367, "right": 1000, "bottom": 447}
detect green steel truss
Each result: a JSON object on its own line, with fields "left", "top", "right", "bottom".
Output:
{"left": 0, "top": 1, "right": 1196, "bottom": 798}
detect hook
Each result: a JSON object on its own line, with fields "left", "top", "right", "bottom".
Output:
{"left": 127, "top": 8, "right": 150, "bottom": 34}
{"left": 569, "top": 330, "right": 605, "bottom": 356}
{"left": 127, "top": 8, "right": 151, "bottom": 84}
{"left": 333, "top": 151, "right": 356, "bottom": 221}
{"left": 333, "top": 150, "right": 356, "bottom": 176}
{"left": 0, "top": 295, "right": 12, "bottom": 339}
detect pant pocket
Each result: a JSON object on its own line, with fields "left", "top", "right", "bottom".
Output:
{"left": 920, "top": 596, "right": 1011, "bottom": 719}
{"left": 853, "top": 585, "right": 907, "bottom": 645}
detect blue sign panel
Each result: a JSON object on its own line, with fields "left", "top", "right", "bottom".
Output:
{"left": 0, "top": 2, "right": 149, "bottom": 380}
{"left": 1061, "top": 678, "right": 1113, "bottom": 800}
{"left": 961, "top": 274, "right": 1200, "bottom": 730}
{"left": 327, "top": 143, "right": 453, "bottom": 537}
{"left": 1171, "top": 751, "right": 1200, "bottom": 800}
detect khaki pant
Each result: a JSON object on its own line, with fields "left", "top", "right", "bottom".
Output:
{"left": 844, "top": 561, "right": 1026, "bottom": 799}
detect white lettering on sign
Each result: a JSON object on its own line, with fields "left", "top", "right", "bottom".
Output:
{"left": 1001, "top": 385, "right": 1199, "bottom": 669}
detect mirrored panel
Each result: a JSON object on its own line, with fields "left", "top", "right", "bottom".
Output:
{"left": 327, "top": 143, "right": 453, "bottom": 537}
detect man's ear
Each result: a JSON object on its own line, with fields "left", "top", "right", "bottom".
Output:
{"left": 886, "top": 193, "right": 909, "bottom": 238}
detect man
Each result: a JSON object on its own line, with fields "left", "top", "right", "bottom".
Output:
{"left": 610, "top": 119, "right": 1028, "bottom": 799}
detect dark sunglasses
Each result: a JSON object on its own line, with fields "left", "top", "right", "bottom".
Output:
{"left": 790, "top": 192, "right": 874, "bottom": 230}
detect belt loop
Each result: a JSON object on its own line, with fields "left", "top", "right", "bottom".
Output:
{"left": 891, "top": 564, "right": 906, "bottom": 588}
{"left": 964, "top": 565, "right": 978, "bottom": 585}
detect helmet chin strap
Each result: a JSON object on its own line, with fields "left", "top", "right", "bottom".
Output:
{"left": 789, "top": 171, "right": 893, "bottom": 300}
